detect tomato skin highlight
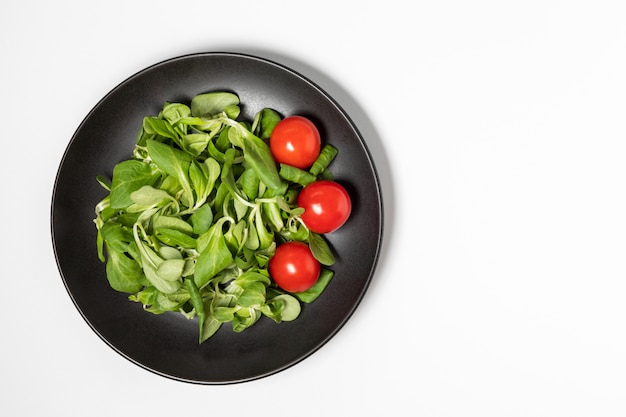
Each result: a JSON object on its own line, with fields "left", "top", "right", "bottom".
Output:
{"left": 269, "top": 116, "right": 321, "bottom": 169}
{"left": 269, "top": 241, "right": 321, "bottom": 293}
{"left": 298, "top": 180, "right": 352, "bottom": 234}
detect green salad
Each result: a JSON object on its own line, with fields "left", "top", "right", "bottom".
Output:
{"left": 94, "top": 91, "right": 339, "bottom": 343}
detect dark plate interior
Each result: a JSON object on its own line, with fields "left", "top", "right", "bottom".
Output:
{"left": 51, "top": 52, "right": 383, "bottom": 384}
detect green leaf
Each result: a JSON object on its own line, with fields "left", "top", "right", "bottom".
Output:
{"left": 189, "top": 157, "right": 220, "bottom": 210}
{"left": 221, "top": 148, "right": 246, "bottom": 200}
{"left": 244, "top": 220, "right": 259, "bottom": 250}
{"left": 213, "top": 306, "right": 238, "bottom": 322}
{"left": 255, "top": 206, "right": 274, "bottom": 250}
{"left": 279, "top": 163, "right": 317, "bottom": 186}
{"left": 201, "top": 315, "right": 222, "bottom": 342}
{"left": 183, "top": 133, "right": 210, "bottom": 156}
{"left": 222, "top": 219, "right": 242, "bottom": 255}
{"left": 309, "top": 144, "right": 338, "bottom": 176}
{"left": 222, "top": 118, "right": 282, "bottom": 190}
{"left": 156, "top": 259, "right": 186, "bottom": 281}
{"left": 146, "top": 139, "right": 194, "bottom": 207}
{"left": 233, "top": 198, "right": 250, "bottom": 222}
{"left": 254, "top": 241, "right": 276, "bottom": 268}
{"left": 96, "top": 175, "right": 111, "bottom": 191}
{"left": 200, "top": 292, "right": 236, "bottom": 341}
{"left": 262, "top": 201, "right": 284, "bottom": 232}
{"left": 253, "top": 108, "right": 282, "bottom": 140}
{"left": 109, "top": 160, "right": 157, "bottom": 209}
{"left": 288, "top": 223, "right": 309, "bottom": 241}
{"left": 207, "top": 140, "right": 226, "bottom": 163}
{"left": 224, "top": 105, "right": 241, "bottom": 120}
{"left": 161, "top": 102, "right": 191, "bottom": 124}
{"left": 212, "top": 182, "right": 230, "bottom": 221}
{"left": 129, "top": 286, "right": 190, "bottom": 314}
{"left": 104, "top": 244, "right": 144, "bottom": 293}
{"left": 188, "top": 160, "right": 207, "bottom": 199}
{"left": 294, "top": 268, "right": 334, "bottom": 303}
{"left": 191, "top": 92, "right": 240, "bottom": 117}
{"left": 237, "top": 281, "right": 267, "bottom": 307}
{"left": 232, "top": 308, "right": 261, "bottom": 332}
{"left": 159, "top": 175, "right": 182, "bottom": 197}
{"left": 264, "top": 294, "right": 301, "bottom": 322}
{"left": 184, "top": 278, "right": 206, "bottom": 343}
{"left": 143, "top": 259, "right": 182, "bottom": 294}
{"left": 159, "top": 246, "right": 182, "bottom": 260}
{"left": 182, "top": 258, "right": 195, "bottom": 277}
{"left": 143, "top": 116, "right": 180, "bottom": 141}
{"left": 128, "top": 286, "right": 158, "bottom": 308}
{"left": 154, "top": 290, "right": 187, "bottom": 311}
{"left": 238, "top": 168, "right": 260, "bottom": 200}
{"left": 130, "top": 185, "right": 173, "bottom": 207}
{"left": 308, "top": 232, "right": 335, "bottom": 266}
{"left": 194, "top": 223, "right": 234, "bottom": 288}
{"left": 215, "top": 125, "right": 232, "bottom": 151}
{"left": 234, "top": 270, "right": 272, "bottom": 286}
{"left": 189, "top": 204, "right": 213, "bottom": 235}
{"left": 133, "top": 236, "right": 182, "bottom": 294}
{"left": 100, "top": 221, "right": 133, "bottom": 253}
{"left": 203, "top": 157, "right": 221, "bottom": 194}
{"left": 241, "top": 133, "right": 282, "bottom": 190}
{"left": 153, "top": 215, "right": 194, "bottom": 235}
{"left": 154, "top": 228, "right": 197, "bottom": 249}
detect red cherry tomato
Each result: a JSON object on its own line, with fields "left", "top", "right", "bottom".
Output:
{"left": 298, "top": 180, "right": 352, "bottom": 234}
{"left": 270, "top": 116, "right": 321, "bottom": 169}
{"left": 268, "top": 241, "right": 321, "bottom": 292}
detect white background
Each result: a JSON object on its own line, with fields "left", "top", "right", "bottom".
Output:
{"left": 2, "top": 1, "right": 626, "bottom": 415}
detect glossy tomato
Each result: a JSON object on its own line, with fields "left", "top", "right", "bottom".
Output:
{"left": 298, "top": 180, "right": 352, "bottom": 234}
{"left": 269, "top": 115, "right": 321, "bottom": 169}
{"left": 269, "top": 241, "right": 320, "bottom": 292}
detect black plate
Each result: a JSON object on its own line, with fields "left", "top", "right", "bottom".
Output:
{"left": 51, "top": 52, "right": 383, "bottom": 384}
